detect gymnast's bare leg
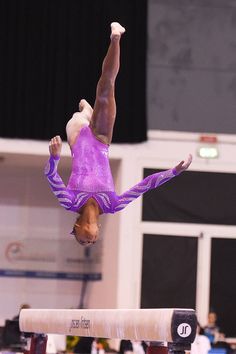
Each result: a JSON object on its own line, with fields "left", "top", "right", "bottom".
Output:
{"left": 90, "top": 22, "right": 125, "bottom": 144}
{"left": 66, "top": 99, "right": 93, "bottom": 148}
{"left": 65, "top": 22, "right": 125, "bottom": 149}
{"left": 49, "top": 99, "right": 94, "bottom": 161}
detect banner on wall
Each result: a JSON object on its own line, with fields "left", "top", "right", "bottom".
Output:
{"left": 0, "top": 238, "right": 102, "bottom": 281}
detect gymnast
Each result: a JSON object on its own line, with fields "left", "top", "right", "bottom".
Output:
{"left": 45, "top": 22, "right": 192, "bottom": 246}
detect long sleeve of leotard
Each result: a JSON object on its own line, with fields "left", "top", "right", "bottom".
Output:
{"left": 114, "top": 168, "right": 178, "bottom": 213}
{"left": 44, "top": 155, "right": 74, "bottom": 210}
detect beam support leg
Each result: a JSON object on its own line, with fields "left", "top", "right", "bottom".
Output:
{"left": 28, "top": 334, "right": 48, "bottom": 354}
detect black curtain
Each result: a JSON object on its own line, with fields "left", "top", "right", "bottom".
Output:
{"left": 142, "top": 169, "right": 236, "bottom": 225}
{"left": 0, "top": 0, "right": 147, "bottom": 142}
{"left": 141, "top": 234, "right": 198, "bottom": 309}
{"left": 210, "top": 238, "right": 236, "bottom": 337}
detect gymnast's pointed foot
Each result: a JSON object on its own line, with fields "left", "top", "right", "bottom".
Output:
{"left": 110, "top": 22, "right": 126, "bottom": 40}
{"left": 79, "top": 99, "right": 93, "bottom": 119}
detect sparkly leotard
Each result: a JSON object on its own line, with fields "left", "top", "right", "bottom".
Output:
{"left": 45, "top": 126, "right": 179, "bottom": 213}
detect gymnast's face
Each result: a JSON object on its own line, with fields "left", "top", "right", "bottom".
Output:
{"left": 72, "top": 222, "right": 100, "bottom": 246}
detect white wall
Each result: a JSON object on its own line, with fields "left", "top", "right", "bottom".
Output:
{"left": 0, "top": 145, "right": 120, "bottom": 323}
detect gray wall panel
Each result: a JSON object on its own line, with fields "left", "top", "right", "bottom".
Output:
{"left": 148, "top": 66, "right": 236, "bottom": 132}
{"left": 148, "top": 0, "right": 236, "bottom": 133}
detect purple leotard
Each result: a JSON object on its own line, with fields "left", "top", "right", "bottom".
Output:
{"left": 45, "top": 126, "right": 179, "bottom": 214}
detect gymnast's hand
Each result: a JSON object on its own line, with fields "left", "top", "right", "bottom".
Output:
{"left": 174, "top": 154, "right": 192, "bottom": 174}
{"left": 49, "top": 135, "right": 62, "bottom": 157}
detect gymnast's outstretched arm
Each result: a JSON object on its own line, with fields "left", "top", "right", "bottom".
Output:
{"left": 44, "top": 136, "right": 74, "bottom": 210}
{"left": 114, "top": 154, "right": 192, "bottom": 213}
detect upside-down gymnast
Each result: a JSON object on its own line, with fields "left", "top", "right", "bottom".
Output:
{"left": 45, "top": 22, "right": 192, "bottom": 246}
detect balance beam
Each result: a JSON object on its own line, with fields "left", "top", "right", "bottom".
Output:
{"left": 20, "top": 308, "right": 196, "bottom": 345}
